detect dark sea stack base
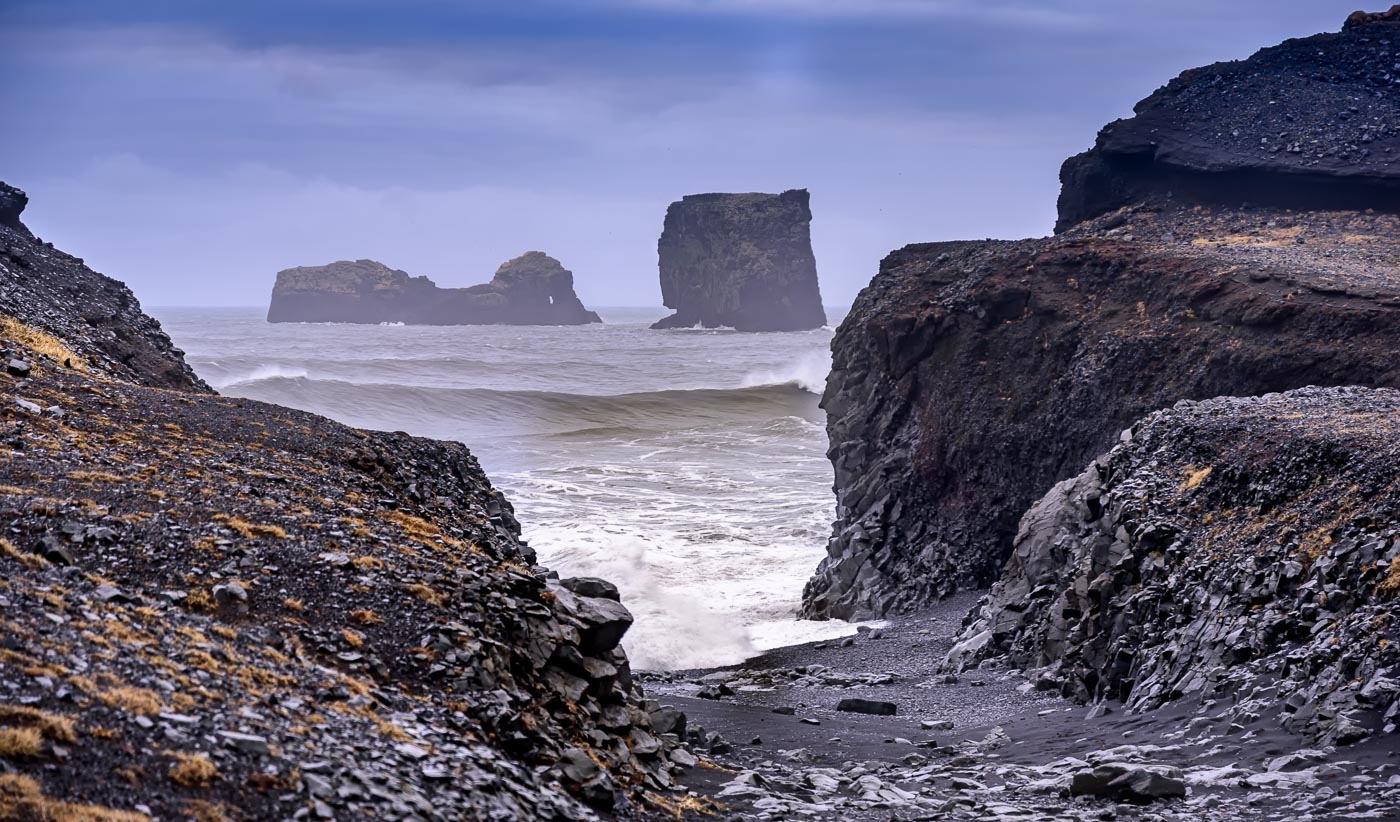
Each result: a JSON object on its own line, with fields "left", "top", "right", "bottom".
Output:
{"left": 651, "top": 189, "right": 827, "bottom": 332}
{"left": 947, "top": 386, "right": 1400, "bottom": 746}
{"left": 267, "top": 251, "right": 602, "bottom": 325}
{"left": 1055, "top": 13, "right": 1400, "bottom": 232}
{"left": 0, "top": 183, "right": 685, "bottom": 819}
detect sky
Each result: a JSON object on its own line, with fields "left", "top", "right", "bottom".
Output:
{"left": 0, "top": 0, "right": 1364, "bottom": 308}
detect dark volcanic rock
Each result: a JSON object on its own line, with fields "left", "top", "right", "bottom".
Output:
{"left": 651, "top": 189, "right": 826, "bottom": 332}
{"left": 0, "top": 186, "right": 687, "bottom": 819}
{"left": 267, "top": 251, "right": 602, "bottom": 325}
{"left": 1057, "top": 13, "right": 1400, "bottom": 231}
{"left": 835, "top": 698, "right": 897, "bottom": 716}
{"left": 947, "top": 387, "right": 1400, "bottom": 745}
{"left": 0, "top": 181, "right": 209, "bottom": 392}
{"left": 802, "top": 207, "right": 1400, "bottom": 620}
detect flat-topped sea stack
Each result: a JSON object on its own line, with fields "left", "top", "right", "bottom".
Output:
{"left": 803, "top": 12, "right": 1400, "bottom": 621}
{"left": 651, "top": 189, "right": 826, "bottom": 332}
{"left": 267, "top": 251, "right": 602, "bottom": 325}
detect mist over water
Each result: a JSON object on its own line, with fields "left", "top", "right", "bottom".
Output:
{"left": 156, "top": 306, "right": 862, "bottom": 669}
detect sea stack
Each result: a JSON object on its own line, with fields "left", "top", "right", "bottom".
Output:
{"left": 802, "top": 11, "right": 1400, "bottom": 621}
{"left": 651, "top": 189, "right": 826, "bottom": 332}
{"left": 267, "top": 251, "right": 602, "bottom": 325}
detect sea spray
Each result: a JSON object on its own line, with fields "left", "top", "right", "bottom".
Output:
{"left": 159, "top": 305, "right": 860, "bottom": 669}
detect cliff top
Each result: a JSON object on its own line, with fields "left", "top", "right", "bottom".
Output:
{"left": 273, "top": 259, "right": 422, "bottom": 295}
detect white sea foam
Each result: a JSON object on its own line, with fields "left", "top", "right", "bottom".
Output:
{"left": 740, "top": 349, "right": 831, "bottom": 394}
{"left": 215, "top": 363, "right": 310, "bottom": 388}
{"left": 161, "top": 306, "right": 855, "bottom": 672}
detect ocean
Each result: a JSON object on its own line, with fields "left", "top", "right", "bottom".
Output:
{"left": 153, "top": 306, "right": 863, "bottom": 669}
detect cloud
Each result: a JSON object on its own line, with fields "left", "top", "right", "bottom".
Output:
{"left": 597, "top": 0, "right": 1102, "bottom": 28}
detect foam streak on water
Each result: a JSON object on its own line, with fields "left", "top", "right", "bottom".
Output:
{"left": 156, "top": 306, "right": 860, "bottom": 669}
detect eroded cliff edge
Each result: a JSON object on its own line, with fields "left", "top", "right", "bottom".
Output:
{"left": 1056, "top": 11, "right": 1400, "bottom": 231}
{"left": 652, "top": 190, "right": 827, "bottom": 332}
{"left": 268, "top": 252, "right": 602, "bottom": 326}
{"left": 0, "top": 183, "right": 690, "bottom": 820}
{"left": 946, "top": 387, "right": 1400, "bottom": 747}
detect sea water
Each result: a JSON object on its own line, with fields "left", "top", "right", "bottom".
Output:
{"left": 156, "top": 306, "right": 861, "bottom": 669}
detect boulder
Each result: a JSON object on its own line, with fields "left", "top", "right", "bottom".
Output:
{"left": 651, "top": 190, "right": 826, "bottom": 332}
{"left": 1070, "top": 763, "right": 1186, "bottom": 802}
{"left": 266, "top": 252, "right": 602, "bottom": 325}
{"left": 835, "top": 699, "right": 897, "bottom": 716}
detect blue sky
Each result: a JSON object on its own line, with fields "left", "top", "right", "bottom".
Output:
{"left": 0, "top": 1, "right": 1362, "bottom": 307}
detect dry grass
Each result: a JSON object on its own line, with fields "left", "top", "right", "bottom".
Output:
{"left": 0, "top": 773, "right": 149, "bottom": 821}
{"left": 0, "top": 538, "right": 46, "bottom": 571}
{"left": 221, "top": 517, "right": 287, "bottom": 540}
{"left": 0, "top": 727, "right": 42, "bottom": 758}
{"left": 383, "top": 510, "right": 460, "bottom": 549}
{"left": 348, "top": 609, "right": 383, "bottom": 625}
{"left": 340, "top": 629, "right": 364, "bottom": 648}
{"left": 65, "top": 471, "right": 126, "bottom": 484}
{"left": 1378, "top": 561, "right": 1400, "bottom": 597}
{"left": 0, "top": 316, "right": 85, "bottom": 372}
{"left": 1179, "top": 465, "right": 1213, "bottom": 492}
{"left": 0, "top": 705, "right": 77, "bottom": 743}
{"left": 282, "top": 598, "right": 304, "bottom": 612}
{"left": 96, "top": 687, "right": 162, "bottom": 716}
{"left": 404, "top": 583, "right": 446, "bottom": 606}
{"left": 168, "top": 753, "right": 219, "bottom": 787}
{"left": 351, "top": 555, "right": 385, "bottom": 570}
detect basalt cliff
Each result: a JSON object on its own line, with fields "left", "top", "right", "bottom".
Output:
{"left": 651, "top": 190, "right": 826, "bottom": 332}
{"left": 267, "top": 252, "right": 602, "bottom": 326}
{"left": 803, "top": 12, "right": 1400, "bottom": 621}
{"left": 0, "top": 184, "right": 700, "bottom": 820}
{"left": 946, "top": 387, "right": 1400, "bottom": 747}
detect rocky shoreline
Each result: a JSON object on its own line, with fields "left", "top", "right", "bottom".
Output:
{"left": 649, "top": 596, "right": 1400, "bottom": 820}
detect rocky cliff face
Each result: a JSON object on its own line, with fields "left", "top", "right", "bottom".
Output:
{"left": 802, "top": 206, "right": 1400, "bottom": 621}
{"left": 0, "top": 182, "right": 209, "bottom": 392}
{"left": 945, "top": 387, "right": 1400, "bottom": 746}
{"left": 267, "top": 251, "right": 602, "bottom": 325}
{"left": 1056, "top": 14, "right": 1400, "bottom": 231}
{"left": 652, "top": 190, "right": 826, "bottom": 332}
{"left": 804, "top": 13, "right": 1400, "bottom": 621}
{"left": 0, "top": 184, "right": 690, "bottom": 819}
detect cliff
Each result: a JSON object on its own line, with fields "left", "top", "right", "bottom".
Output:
{"left": 803, "top": 13, "right": 1400, "bottom": 621}
{"left": 0, "top": 183, "right": 690, "bottom": 819}
{"left": 803, "top": 206, "right": 1400, "bottom": 621}
{"left": 267, "top": 251, "right": 602, "bottom": 326}
{"left": 1056, "top": 12, "right": 1400, "bottom": 231}
{"left": 946, "top": 387, "right": 1400, "bottom": 746}
{"left": 651, "top": 190, "right": 827, "bottom": 332}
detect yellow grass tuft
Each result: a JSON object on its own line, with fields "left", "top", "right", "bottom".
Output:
{"left": 221, "top": 517, "right": 287, "bottom": 539}
{"left": 1, "top": 772, "right": 151, "bottom": 820}
{"left": 0, "top": 538, "right": 46, "bottom": 571}
{"left": 1180, "top": 465, "right": 1213, "bottom": 492}
{"left": 404, "top": 583, "right": 445, "bottom": 606}
{"left": 0, "top": 316, "right": 85, "bottom": 372}
{"left": 96, "top": 687, "right": 162, "bottom": 716}
{"left": 168, "top": 753, "right": 219, "bottom": 787}
{"left": 66, "top": 471, "right": 126, "bottom": 484}
{"left": 348, "top": 609, "right": 383, "bottom": 625}
{"left": 0, "top": 705, "right": 77, "bottom": 743}
{"left": 282, "top": 598, "right": 304, "bottom": 612}
{"left": 0, "top": 727, "right": 42, "bottom": 758}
